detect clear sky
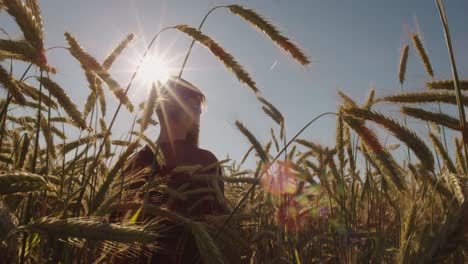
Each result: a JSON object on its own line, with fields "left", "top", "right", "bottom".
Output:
{"left": 1, "top": 0, "right": 468, "bottom": 164}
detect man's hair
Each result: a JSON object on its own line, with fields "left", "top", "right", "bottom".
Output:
{"left": 156, "top": 77, "right": 206, "bottom": 146}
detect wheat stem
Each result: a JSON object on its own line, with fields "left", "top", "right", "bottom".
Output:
{"left": 178, "top": 6, "right": 225, "bottom": 78}
{"left": 215, "top": 112, "right": 337, "bottom": 240}
{"left": 435, "top": 0, "right": 468, "bottom": 173}
{"left": 74, "top": 27, "right": 173, "bottom": 218}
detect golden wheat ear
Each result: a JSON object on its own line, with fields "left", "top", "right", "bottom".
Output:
{"left": 37, "top": 76, "right": 88, "bottom": 130}
{"left": 228, "top": 5, "right": 310, "bottom": 66}
{"left": 235, "top": 120, "right": 269, "bottom": 163}
{"left": 0, "top": 64, "right": 27, "bottom": 105}
{"left": 398, "top": 44, "right": 409, "bottom": 85}
{"left": 411, "top": 33, "right": 434, "bottom": 79}
{"left": 3, "top": 0, "right": 46, "bottom": 65}
{"left": 20, "top": 217, "right": 159, "bottom": 243}
{"left": 175, "top": 25, "right": 260, "bottom": 96}
{"left": 102, "top": 33, "right": 134, "bottom": 71}
{"left": 139, "top": 84, "right": 158, "bottom": 133}
{"left": 343, "top": 115, "right": 406, "bottom": 192}
{"left": 402, "top": 106, "right": 462, "bottom": 131}
{"left": 0, "top": 171, "right": 48, "bottom": 195}
{"left": 64, "top": 32, "right": 134, "bottom": 113}
{"left": 377, "top": 91, "right": 468, "bottom": 107}
{"left": 344, "top": 107, "right": 434, "bottom": 171}
{"left": 257, "top": 96, "right": 284, "bottom": 126}
{"left": 426, "top": 80, "right": 468, "bottom": 90}
{"left": 16, "top": 80, "right": 58, "bottom": 109}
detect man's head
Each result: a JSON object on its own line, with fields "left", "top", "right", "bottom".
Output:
{"left": 156, "top": 77, "right": 206, "bottom": 146}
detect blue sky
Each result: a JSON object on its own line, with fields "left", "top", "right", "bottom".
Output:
{"left": 1, "top": 0, "right": 468, "bottom": 165}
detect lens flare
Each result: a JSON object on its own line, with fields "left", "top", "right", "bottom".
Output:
{"left": 276, "top": 195, "right": 310, "bottom": 232}
{"left": 261, "top": 160, "right": 298, "bottom": 195}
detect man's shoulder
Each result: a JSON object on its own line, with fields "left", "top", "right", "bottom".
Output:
{"left": 195, "top": 147, "right": 219, "bottom": 165}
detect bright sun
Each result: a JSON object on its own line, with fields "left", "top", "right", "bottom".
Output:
{"left": 138, "top": 54, "right": 172, "bottom": 85}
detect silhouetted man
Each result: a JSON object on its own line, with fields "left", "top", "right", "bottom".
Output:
{"left": 117, "top": 77, "right": 228, "bottom": 263}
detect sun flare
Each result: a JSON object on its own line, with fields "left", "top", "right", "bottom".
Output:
{"left": 138, "top": 54, "right": 173, "bottom": 85}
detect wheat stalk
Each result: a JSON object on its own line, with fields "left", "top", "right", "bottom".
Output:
{"left": 37, "top": 76, "right": 88, "bottom": 130}
{"left": 16, "top": 80, "right": 57, "bottom": 109}
{"left": 83, "top": 91, "right": 97, "bottom": 119}
{"left": 58, "top": 134, "right": 103, "bottom": 154}
{"left": 0, "top": 171, "right": 48, "bottom": 194}
{"left": 345, "top": 107, "right": 434, "bottom": 171}
{"left": 235, "top": 120, "right": 268, "bottom": 163}
{"left": 338, "top": 90, "right": 358, "bottom": 108}
{"left": 336, "top": 113, "right": 345, "bottom": 174}
{"left": 176, "top": 25, "right": 259, "bottom": 96}
{"left": 429, "top": 132, "right": 456, "bottom": 173}
{"left": 426, "top": 80, "right": 468, "bottom": 90}
{"left": 0, "top": 50, "right": 29, "bottom": 62}
{"left": 39, "top": 114, "right": 56, "bottom": 160}
{"left": 139, "top": 84, "right": 158, "bottom": 132}
{"left": 377, "top": 91, "right": 468, "bottom": 107}
{"left": 64, "top": 32, "right": 134, "bottom": 112}
{"left": 227, "top": 5, "right": 310, "bottom": 66}
{"left": 191, "top": 221, "right": 225, "bottom": 264}
{"left": 258, "top": 96, "right": 284, "bottom": 126}
{"left": 16, "top": 133, "right": 29, "bottom": 169}
{"left": 399, "top": 44, "right": 410, "bottom": 85}
{"left": 99, "top": 118, "right": 111, "bottom": 158}
{"left": 0, "top": 65, "right": 26, "bottom": 105}
{"left": 0, "top": 39, "right": 35, "bottom": 61}
{"left": 92, "top": 141, "right": 139, "bottom": 213}
{"left": 363, "top": 89, "right": 375, "bottom": 109}
{"left": 25, "top": 0, "right": 41, "bottom": 29}
{"left": 343, "top": 115, "right": 406, "bottom": 191}
{"left": 102, "top": 33, "right": 134, "bottom": 70}
{"left": 402, "top": 106, "right": 462, "bottom": 131}
{"left": 3, "top": 0, "right": 46, "bottom": 66}
{"left": 454, "top": 137, "right": 466, "bottom": 174}
{"left": 411, "top": 33, "right": 434, "bottom": 78}
{"left": 20, "top": 217, "right": 159, "bottom": 243}
{"left": 295, "top": 139, "right": 332, "bottom": 156}
{"left": 399, "top": 200, "right": 417, "bottom": 262}
{"left": 444, "top": 173, "right": 465, "bottom": 205}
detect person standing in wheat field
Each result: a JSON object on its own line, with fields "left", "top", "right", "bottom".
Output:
{"left": 113, "top": 77, "right": 229, "bottom": 263}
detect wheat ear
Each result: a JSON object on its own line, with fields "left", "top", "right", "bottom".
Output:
{"left": 227, "top": 5, "right": 310, "bottom": 65}
{"left": 176, "top": 25, "right": 259, "bottom": 96}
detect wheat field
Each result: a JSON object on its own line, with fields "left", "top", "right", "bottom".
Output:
{"left": 0, "top": 0, "right": 467, "bottom": 263}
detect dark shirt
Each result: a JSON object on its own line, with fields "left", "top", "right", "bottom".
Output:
{"left": 114, "top": 140, "right": 227, "bottom": 263}
{"left": 128, "top": 139, "right": 227, "bottom": 218}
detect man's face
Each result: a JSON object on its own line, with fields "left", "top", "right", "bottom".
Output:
{"left": 178, "top": 96, "right": 201, "bottom": 130}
